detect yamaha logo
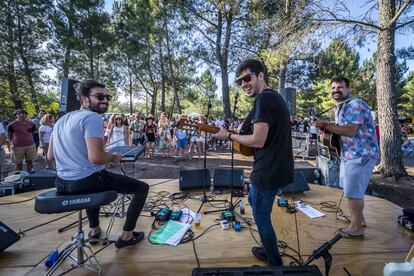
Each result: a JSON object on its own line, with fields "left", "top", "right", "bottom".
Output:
{"left": 61, "top": 197, "right": 91, "bottom": 206}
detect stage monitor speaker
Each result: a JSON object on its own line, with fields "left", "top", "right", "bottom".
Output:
{"left": 192, "top": 265, "right": 322, "bottom": 276}
{"left": 278, "top": 171, "right": 310, "bottom": 194}
{"left": 25, "top": 169, "right": 56, "bottom": 191}
{"left": 0, "top": 221, "right": 20, "bottom": 253}
{"left": 213, "top": 168, "right": 244, "bottom": 189}
{"left": 179, "top": 169, "right": 211, "bottom": 191}
{"left": 59, "top": 79, "right": 80, "bottom": 113}
{"left": 280, "top": 87, "right": 296, "bottom": 115}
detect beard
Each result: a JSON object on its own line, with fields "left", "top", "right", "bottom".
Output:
{"left": 90, "top": 102, "right": 108, "bottom": 114}
{"left": 332, "top": 91, "right": 347, "bottom": 101}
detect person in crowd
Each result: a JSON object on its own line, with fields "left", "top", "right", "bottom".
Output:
{"left": 188, "top": 117, "right": 203, "bottom": 160}
{"left": 7, "top": 109, "right": 38, "bottom": 173}
{"left": 32, "top": 110, "right": 45, "bottom": 150}
{"left": 144, "top": 115, "right": 157, "bottom": 158}
{"left": 174, "top": 114, "right": 188, "bottom": 160}
{"left": 158, "top": 112, "right": 172, "bottom": 158}
{"left": 103, "top": 117, "right": 109, "bottom": 144}
{"left": 213, "top": 59, "right": 293, "bottom": 266}
{"left": 130, "top": 114, "right": 146, "bottom": 147}
{"left": 314, "top": 76, "right": 379, "bottom": 239}
{"left": 0, "top": 121, "right": 6, "bottom": 178}
{"left": 48, "top": 80, "right": 149, "bottom": 249}
{"left": 107, "top": 114, "right": 128, "bottom": 150}
{"left": 309, "top": 123, "right": 318, "bottom": 145}
{"left": 39, "top": 114, "right": 55, "bottom": 169}
{"left": 401, "top": 134, "right": 414, "bottom": 157}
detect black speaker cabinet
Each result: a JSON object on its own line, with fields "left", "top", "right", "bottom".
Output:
{"left": 25, "top": 169, "right": 57, "bottom": 191}
{"left": 59, "top": 79, "right": 80, "bottom": 113}
{"left": 278, "top": 171, "right": 310, "bottom": 194}
{"left": 213, "top": 168, "right": 244, "bottom": 189}
{"left": 279, "top": 87, "right": 296, "bottom": 115}
{"left": 179, "top": 169, "right": 211, "bottom": 191}
{"left": 0, "top": 221, "right": 20, "bottom": 253}
{"left": 192, "top": 265, "right": 322, "bottom": 276}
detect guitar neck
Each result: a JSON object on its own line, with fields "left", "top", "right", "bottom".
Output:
{"left": 177, "top": 118, "right": 238, "bottom": 134}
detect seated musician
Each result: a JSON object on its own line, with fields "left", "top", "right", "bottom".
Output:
{"left": 47, "top": 80, "right": 149, "bottom": 249}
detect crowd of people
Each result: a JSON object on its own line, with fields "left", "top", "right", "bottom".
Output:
{"left": 0, "top": 108, "right": 246, "bottom": 175}
{"left": 103, "top": 112, "right": 244, "bottom": 160}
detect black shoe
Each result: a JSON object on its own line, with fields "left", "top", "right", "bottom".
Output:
{"left": 115, "top": 231, "right": 144, "bottom": 249}
{"left": 252, "top": 246, "right": 268, "bottom": 261}
{"left": 88, "top": 231, "right": 102, "bottom": 245}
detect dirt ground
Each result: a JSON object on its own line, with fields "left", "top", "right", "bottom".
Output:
{"left": 1, "top": 147, "right": 413, "bottom": 209}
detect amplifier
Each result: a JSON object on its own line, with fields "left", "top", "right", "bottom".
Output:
{"left": 213, "top": 168, "right": 244, "bottom": 189}
{"left": 25, "top": 169, "right": 57, "bottom": 191}
{"left": 278, "top": 172, "right": 310, "bottom": 194}
{"left": 179, "top": 169, "right": 211, "bottom": 191}
{"left": 0, "top": 221, "right": 20, "bottom": 253}
{"left": 192, "top": 265, "right": 322, "bottom": 276}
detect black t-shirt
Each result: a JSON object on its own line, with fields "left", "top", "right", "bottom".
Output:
{"left": 246, "top": 89, "right": 294, "bottom": 189}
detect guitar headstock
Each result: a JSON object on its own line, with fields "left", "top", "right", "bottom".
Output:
{"left": 177, "top": 118, "right": 199, "bottom": 131}
{"left": 177, "top": 118, "right": 219, "bottom": 134}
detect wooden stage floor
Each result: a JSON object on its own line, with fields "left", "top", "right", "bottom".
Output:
{"left": 0, "top": 179, "right": 412, "bottom": 276}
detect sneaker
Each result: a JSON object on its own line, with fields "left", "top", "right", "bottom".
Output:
{"left": 252, "top": 246, "right": 268, "bottom": 261}
{"left": 115, "top": 231, "right": 144, "bottom": 249}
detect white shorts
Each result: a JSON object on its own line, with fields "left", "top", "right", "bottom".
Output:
{"left": 339, "top": 157, "right": 377, "bottom": 199}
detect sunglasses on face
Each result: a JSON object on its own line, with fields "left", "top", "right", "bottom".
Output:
{"left": 236, "top": 73, "right": 256, "bottom": 86}
{"left": 89, "top": 93, "right": 112, "bottom": 101}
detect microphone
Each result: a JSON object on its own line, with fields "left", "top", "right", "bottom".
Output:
{"left": 208, "top": 98, "right": 212, "bottom": 108}
{"left": 235, "top": 92, "right": 240, "bottom": 99}
{"left": 304, "top": 233, "right": 342, "bottom": 265}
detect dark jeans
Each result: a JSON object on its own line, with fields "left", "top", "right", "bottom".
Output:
{"left": 56, "top": 170, "right": 149, "bottom": 232}
{"left": 248, "top": 184, "right": 283, "bottom": 266}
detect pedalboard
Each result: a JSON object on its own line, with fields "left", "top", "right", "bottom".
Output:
{"left": 156, "top": 207, "right": 172, "bottom": 221}
{"left": 277, "top": 197, "right": 288, "bottom": 207}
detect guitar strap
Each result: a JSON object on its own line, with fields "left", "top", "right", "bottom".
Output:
{"left": 335, "top": 94, "right": 355, "bottom": 124}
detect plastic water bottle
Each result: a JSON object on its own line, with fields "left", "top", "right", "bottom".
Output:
{"left": 239, "top": 202, "right": 245, "bottom": 214}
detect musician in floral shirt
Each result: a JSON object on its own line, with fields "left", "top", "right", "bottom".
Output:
{"left": 314, "top": 76, "right": 379, "bottom": 239}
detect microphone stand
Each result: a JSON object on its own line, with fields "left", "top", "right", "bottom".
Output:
{"left": 204, "top": 93, "right": 244, "bottom": 223}
{"left": 304, "top": 233, "right": 342, "bottom": 276}
{"left": 196, "top": 99, "right": 227, "bottom": 213}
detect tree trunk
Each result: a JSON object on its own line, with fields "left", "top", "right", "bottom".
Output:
{"left": 63, "top": 2, "right": 74, "bottom": 78}
{"left": 150, "top": 89, "right": 157, "bottom": 116}
{"left": 128, "top": 57, "right": 133, "bottom": 115}
{"left": 215, "top": 9, "right": 232, "bottom": 119}
{"left": 376, "top": 0, "right": 407, "bottom": 177}
{"left": 278, "top": 59, "right": 288, "bottom": 92}
{"left": 16, "top": 5, "right": 39, "bottom": 113}
{"left": 6, "top": 3, "right": 21, "bottom": 109}
{"left": 159, "top": 40, "right": 166, "bottom": 113}
{"left": 165, "top": 21, "right": 181, "bottom": 114}
{"left": 89, "top": 36, "right": 94, "bottom": 79}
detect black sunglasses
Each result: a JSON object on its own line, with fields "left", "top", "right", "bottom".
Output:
{"left": 236, "top": 73, "right": 256, "bottom": 86}
{"left": 89, "top": 93, "right": 112, "bottom": 101}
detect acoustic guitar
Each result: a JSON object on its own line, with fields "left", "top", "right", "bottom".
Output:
{"left": 321, "top": 131, "right": 341, "bottom": 158}
{"left": 177, "top": 118, "right": 255, "bottom": 157}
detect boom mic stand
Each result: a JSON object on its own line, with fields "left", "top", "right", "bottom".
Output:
{"left": 204, "top": 93, "right": 243, "bottom": 222}
{"left": 304, "top": 233, "right": 342, "bottom": 276}
{"left": 196, "top": 99, "right": 227, "bottom": 214}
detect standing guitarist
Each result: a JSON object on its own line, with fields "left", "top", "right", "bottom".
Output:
{"left": 314, "top": 76, "right": 379, "bottom": 239}
{"left": 214, "top": 59, "right": 294, "bottom": 266}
